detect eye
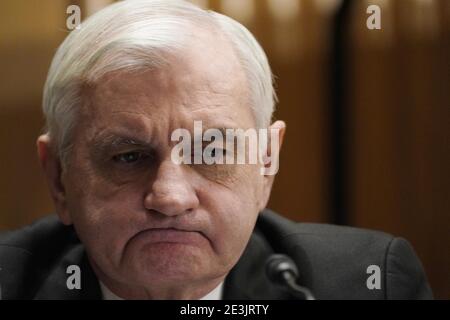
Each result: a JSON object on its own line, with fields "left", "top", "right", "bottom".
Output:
{"left": 211, "top": 148, "right": 227, "bottom": 158}
{"left": 202, "top": 147, "right": 228, "bottom": 164}
{"left": 112, "top": 151, "right": 148, "bottom": 164}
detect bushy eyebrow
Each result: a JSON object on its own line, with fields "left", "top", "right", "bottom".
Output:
{"left": 91, "top": 133, "right": 153, "bottom": 152}
{"left": 91, "top": 126, "right": 242, "bottom": 151}
{"left": 192, "top": 127, "right": 228, "bottom": 140}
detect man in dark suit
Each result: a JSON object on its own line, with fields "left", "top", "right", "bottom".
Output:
{"left": 0, "top": 0, "right": 432, "bottom": 300}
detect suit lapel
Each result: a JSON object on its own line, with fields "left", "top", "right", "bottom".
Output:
{"left": 223, "top": 231, "right": 289, "bottom": 300}
{"left": 33, "top": 244, "right": 101, "bottom": 300}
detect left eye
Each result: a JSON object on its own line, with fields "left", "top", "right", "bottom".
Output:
{"left": 210, "top": 148, "right": 226, "bottom": 157}
{"left": 113, "top": 152, "right": 147, "bottom": 164}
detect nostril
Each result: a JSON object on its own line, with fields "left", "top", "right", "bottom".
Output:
{"left": 144, "top": 208, "right": 163, "bottom": 216}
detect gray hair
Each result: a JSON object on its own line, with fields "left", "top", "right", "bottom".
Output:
{"left": 43, "top": 0, "right": 277, "bottom": 161}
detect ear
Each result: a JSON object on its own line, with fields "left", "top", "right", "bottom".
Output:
{"left": 37, "top": 134, "right": 72, "bottom": 225}
{"left": 258, "top": 120, "right": 286, "bottom": 211}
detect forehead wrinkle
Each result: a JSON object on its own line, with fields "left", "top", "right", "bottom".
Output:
{"left": 83, "top": 72, "right": 165, "bottom": 116}
{"left": 85, "top": 110, "right": 158, "bottom": 147}
{"left": 109, "top": 110, "right": 158, "bottom": 122}
{"left": 186, "top": 81, "right": 254, "bottom": 128}
{"left": 80, "top": 31, "right": 254, "bottom": 134}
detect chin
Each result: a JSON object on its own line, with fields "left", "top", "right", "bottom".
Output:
{"left": 124, "top": 243, "right": 214, "bottom": 283}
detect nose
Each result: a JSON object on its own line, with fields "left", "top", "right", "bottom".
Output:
{"left": 144, "top": 160, "right": 199, "bottom": 217}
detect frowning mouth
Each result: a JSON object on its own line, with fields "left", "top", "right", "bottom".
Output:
{"left": 134, "top": 228, "right": 206, "bottom": 245}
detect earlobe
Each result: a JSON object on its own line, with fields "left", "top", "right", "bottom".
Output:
{"left": 37, "top": 134, "right": 72, "bottom": 225}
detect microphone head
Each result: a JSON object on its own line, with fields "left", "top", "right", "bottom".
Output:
{"left": 265, "top": 254, "right": 299, "bottom": 285}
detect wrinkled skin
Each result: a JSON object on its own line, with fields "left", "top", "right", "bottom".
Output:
{"left": 38, "top": 28, "right": 286, "bottom": 299}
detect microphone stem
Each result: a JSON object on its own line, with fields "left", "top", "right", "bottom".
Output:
{"left": 283, "top": 272, "right": 315, "bottom": 300}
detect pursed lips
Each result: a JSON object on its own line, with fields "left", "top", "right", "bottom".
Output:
{"left": 134, "top": 227, "right": 207, "bottom": 245}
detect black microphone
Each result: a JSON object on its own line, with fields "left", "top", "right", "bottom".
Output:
{"left": 265, "top": 254, "right": 315, "bottom": 300}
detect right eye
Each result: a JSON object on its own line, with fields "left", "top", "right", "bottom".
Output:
{"left": 112, "top": 151, "right": 149, "bottom": 164}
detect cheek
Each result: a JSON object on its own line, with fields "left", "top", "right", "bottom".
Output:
{"left": 66, "top": 147, "right": 149, "bottom": 212}
{"left": 64, "top": 164, "right": 148, "bottom": 267}
{"left": 198, "top": 171, "right": 262, "bottom": 262}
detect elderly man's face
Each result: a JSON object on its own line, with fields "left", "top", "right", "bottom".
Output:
{"left": 39, "top": 31, "right": 284, "bottom": 298}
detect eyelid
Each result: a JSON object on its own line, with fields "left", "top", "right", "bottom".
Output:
{"left": 117, "top": 149, "right": 152, "bottom": 157}
{"left": 112, "top": 150, "right": 153, "bottom": 165}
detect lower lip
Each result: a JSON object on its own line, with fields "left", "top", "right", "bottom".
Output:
{"left": 136, "top": 228, "right": 205, "bottom": 245}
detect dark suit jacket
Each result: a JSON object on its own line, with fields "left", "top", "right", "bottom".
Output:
{"left": 0, "top": 209, "right": 432, "bottom": 299}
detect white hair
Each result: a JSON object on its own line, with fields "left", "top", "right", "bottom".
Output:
{"left": 43, "top": 0, "right": 277, "bottom": 160}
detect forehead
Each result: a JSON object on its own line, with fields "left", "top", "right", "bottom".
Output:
{"left": 80, "top": 30, "right": 255, "bottom": 132}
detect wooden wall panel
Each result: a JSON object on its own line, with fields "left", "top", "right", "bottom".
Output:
{"left": 0, "top": 0, "right": 67, "bottom": 229}
{"left": 348, "top": 0, "right": 450, "bottom": 299}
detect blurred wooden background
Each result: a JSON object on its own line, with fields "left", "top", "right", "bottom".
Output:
{"left": 0, "top": 0, "right": 448, "bottom": 299}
